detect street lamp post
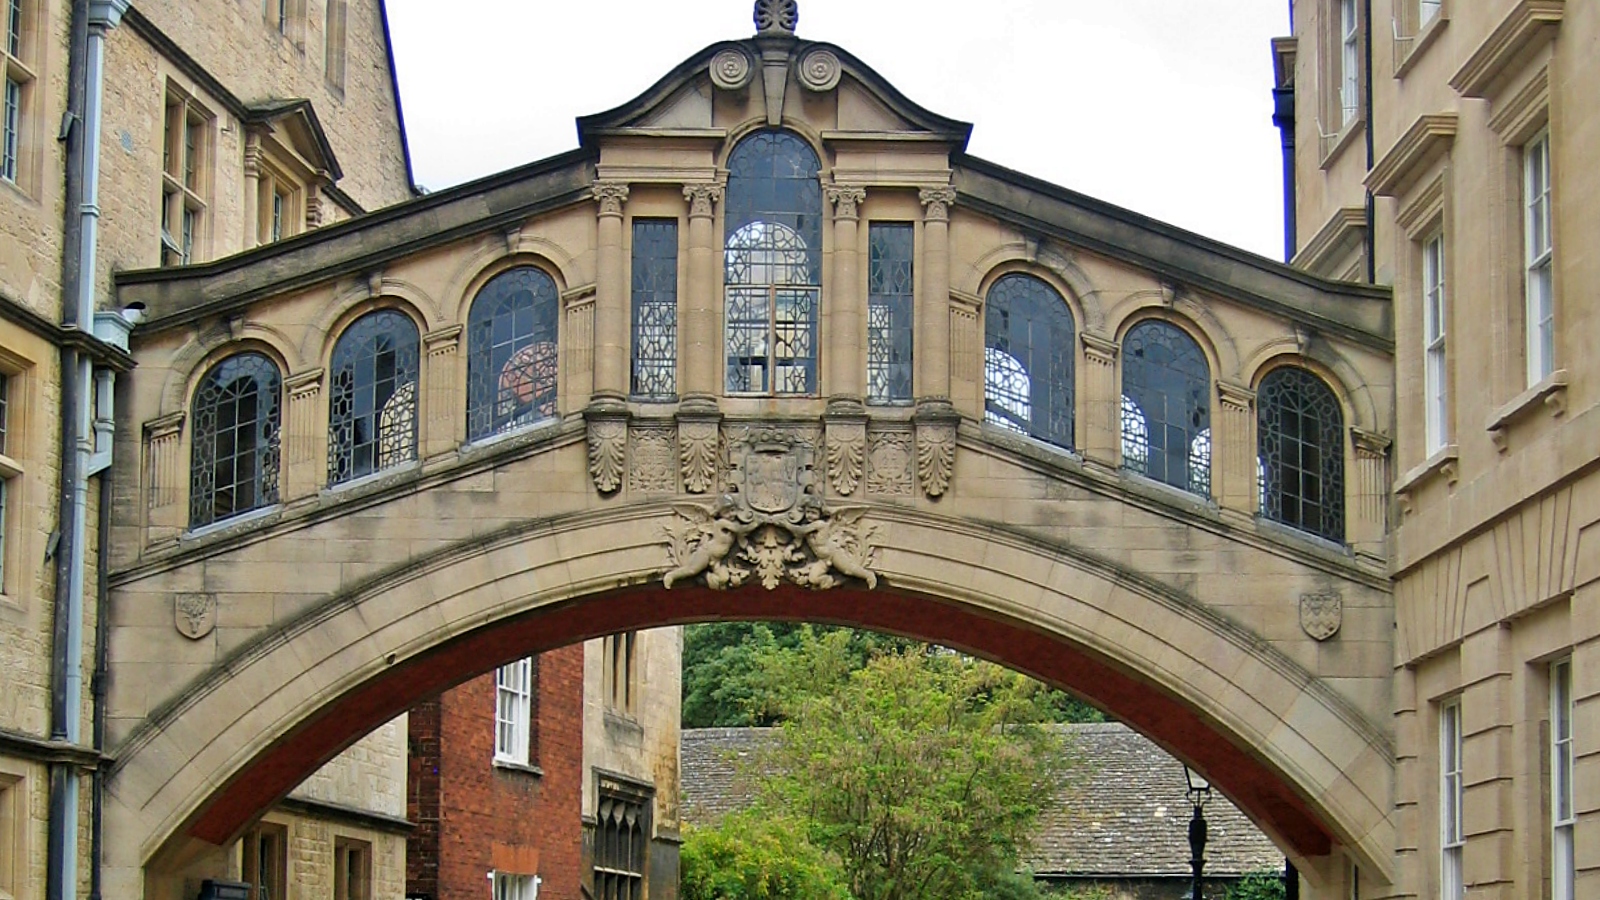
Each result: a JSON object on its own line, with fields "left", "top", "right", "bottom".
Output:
{"left": 1185, "top": 767, "right": 1212, "bottom": 900}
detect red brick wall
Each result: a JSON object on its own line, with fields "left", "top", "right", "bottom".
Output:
{"left": 407, "top": 644, "right": 585, "bottom": 900}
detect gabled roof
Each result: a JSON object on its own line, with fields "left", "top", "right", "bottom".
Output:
{"left": 244, "top": 99, "right": 343, "bottom": 181}
{"left": 680, "top": 723, "right": 1284, "bottom": 880}
{"left": 576, "top": 35, "right": 973, "bottom": 150}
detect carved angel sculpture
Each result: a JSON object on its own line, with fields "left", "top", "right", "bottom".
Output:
{"left": 792, "top": 506, "right": 877, "bottom": 589}
{"left": 662, "top": 499, "right": 752, "bottom": 589}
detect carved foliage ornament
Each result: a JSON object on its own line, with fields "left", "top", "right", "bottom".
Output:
{"left": 1299, "top": 592, "right": 1342, "bottom": 642}
{"left": 754, "top": 0, "right": 798, "bottom": 34}
{"left": 915, "top": 418, "right": 957, "bottom": 498}
{"left": 678, "top": 418, "right": 720, "bottom": 494}
{"left": 587, "top": 415, "right": 627, "bottom": 494}
{"left": 663, "top": 430, "right": 877, "bottom": 591}
{"left": 825, "top": 419, "right": 865, "bottom": 496}
{"left": 593, "top": 181, "right": 629, "bottom": 217}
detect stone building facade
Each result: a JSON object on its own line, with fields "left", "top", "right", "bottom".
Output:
{"left": 1280, "top": 1, "right": 1597, "bottom": 898}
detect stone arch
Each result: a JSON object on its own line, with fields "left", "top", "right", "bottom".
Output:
{"left": 106, "top": 503, "right": 1394, "bottom": 893}
{"left": 159, "top": 325, "right": 299, "bottom": 419}
{"left": 441, "top": 243, "right": 578, "bottom": 328}
{"left": 721, "top": 119, "right": 829, "bottom": 172}
{"left": 1244, "top": 338, "right": 1381, "bottom": 436}
{"left": 303, "top": 280, "right": 441, "bottom": 366}
{"left": 965, "top": 239, "right": 1104, "bottom": 331}
{"left": 1108, "top": 290, "right": 1243, "bottom": 381}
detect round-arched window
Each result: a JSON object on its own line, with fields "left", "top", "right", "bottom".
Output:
{"left": 327, "top": 309, "right": 420, "bottom": 485}
{"left": 984, "top": 273, "right": 1075, "bottom": 450}
{"left": 1121, "top": 320, "right": 1210, "bottom": 496}
{"left": 1258, "top": 366, "right": 1345, "bottom": 542}
{"left": 189, "top": 352, "right": 281, "bottom": 527}
{"left": 466, "top": 266, "right": 560, "bottom": 440}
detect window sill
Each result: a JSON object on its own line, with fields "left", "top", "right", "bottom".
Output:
{"left": 1486, "top": 368, "right": 1567, "bottom": 452}
{"left": 1395, "top": 444, "right": 1458, "bottom": 514}
{"left": 1395, "top": 12, "right": 1449, "bottom": 80}
{"left": 492, "top": 758, "right": 544, "bottom": 778}
{"left": 323, "top": 459, "right": 421, "bottom": 495}
{"left": 182, "top": 504, "right": 283, "bottom": 541}
{"left": 1254, "top": 516, "right": 1349, "bottom": 555}
{"left": 1319, "top": 116, "right": 1366, "bottom": 171}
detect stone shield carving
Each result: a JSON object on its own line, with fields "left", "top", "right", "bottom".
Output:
{"left": 1299, "top": 592, "right": 1343, "bottom": 642}
{"left": 175, "top": 592, "right": 217, "bottom": 640}
{"left": 662, "top": 430, "right": 877, "bottom": 591}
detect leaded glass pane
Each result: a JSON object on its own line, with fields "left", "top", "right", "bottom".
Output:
{"left": 327, "top": 310, "right": 419, "bottom": 485}
{"left": 631, "top": 219, "right": 678, "bottom": 399}
{"left": 1121, "top": 320, "right": 1210, "bottom": 495}
{"left": 983, "top": 273, "right": 1074, "bottom": 450}
{"left": 190, "top": 353, "right": 281, "bottom": 527}
{"left": 1258, "top": 367, "right": 1344, "bottom": 542}
{"left": 724, "top": 130, "right": 822, "bottom": 395}
{"left": 466, "top": 267, "right": 559, "bottom": 440}
{"left": 867, "top": 223, "right": 914, "bottom": 404}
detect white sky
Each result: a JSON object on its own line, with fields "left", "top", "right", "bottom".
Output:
{"left": 385, "top": 0, "right": 1291, "bottom": 260}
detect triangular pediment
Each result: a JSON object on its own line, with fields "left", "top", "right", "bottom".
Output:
{"left": 244, "top": 99, "right": 343, "bottom": 181}
{"left": 576, "top": 37, "right": 972, "bottom": 149}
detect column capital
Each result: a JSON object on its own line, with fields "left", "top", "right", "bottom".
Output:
{"left": 1217, "top": 381, "right": 1256, "bottom": 413}
{"left": 683, "top": 183, "right": 724, "bottom": 219}
{"left": 825, "top": 185, "right": 867, "bottom": 220}
{"left": 592, "top": 181, "right": 630, "bottom": 218}
{"left": 919, "top": 186, "right": 957, "bottom": 222}
{"left": 1081, "top": 332, "right": 1119, "bottom": 367}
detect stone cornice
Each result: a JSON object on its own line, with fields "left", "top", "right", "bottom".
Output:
{"left": 1367, "top": 114, "right": 1458, "bottom": 197}
{"left": 1450, "top": 0, "right": 1564, "bottom": 98}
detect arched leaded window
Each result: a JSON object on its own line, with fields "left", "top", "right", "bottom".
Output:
{"left": 327, "top": 309, "right": 420, "bottom": 485}
{"left": 1258, "top": 367, "right": 1345, "bottom": 542}
{"left": 466, "top": 266, "right": 560, "bottom": 439}
{"left": 1121, "top": 320, "right": 1211, "bottom": 496}
{"left": 189, "top": 353, "right": 281, "bottom": 528}
{"left": 723, "top": 130, "right": 823, "bottom": 395}
{"left": 984, "top": 273, "right": 1075, "bottom": 449}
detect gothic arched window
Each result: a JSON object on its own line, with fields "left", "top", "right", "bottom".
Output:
{"left": 466, "top": 266, "right": 560, "bottom": 440}
{"left": 984, "top": 273, "right": 1075, "bottom": 449}
{"left": 189, "top": 352, "right": 281, "bottom": 528}
{"left": 723, "top": 130, "right": 823, "bottom": 395}
{"left": 1258, "top": 366, "right": 1345, "bottom": 542}
{"left": 327, "top": 309, "right": 419, "bottom": 485}
{"left": 1121, "top": 320, "right": 1210, "bottom": 496}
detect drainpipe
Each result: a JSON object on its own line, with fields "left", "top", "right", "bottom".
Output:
{"left": 1362, "top": 0, "right": 1376, "bottom": 284}
{"left": 48, "top": 4, "right": 129, "bottom": 900}
{"left": 1272, "top": 83, "right": 1296, "bottom": 263}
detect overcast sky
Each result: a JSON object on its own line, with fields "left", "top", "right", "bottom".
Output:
{"left": 385, "top": 1, "right": 1291, "bottom": 260}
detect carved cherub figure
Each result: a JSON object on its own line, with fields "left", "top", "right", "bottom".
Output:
{"left": 792, "top": 505, "right": 877, "bottom": 589}
{"left": 662, "top": 497, "right": 754, "bottom": 589}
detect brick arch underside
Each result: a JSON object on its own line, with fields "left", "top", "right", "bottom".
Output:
{"left": 111, "top": 507, "right": 1391, "bottom": 878}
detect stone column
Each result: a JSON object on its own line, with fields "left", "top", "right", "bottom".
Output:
{"left": 243, "top": 135, "right": 263, "bottom": 249}
{"left": 422, "top": 326, "right": 463, "bottom": 460}
{"left": 681, "top": 184, "right": 724, "bottom": 403}
{"left": 916, "top": 187, "right": 956, "bottom": 405}
{"left": 1350, "top": 428, "right": 1391, "bottom": 561}
{"left": 143, "top": 412, "right": 186, "bottom": 541}
{"left": 1215, "top": 381, "right": 1257, "bottom": 520}
{"left": 825, "top": 185, "right": 866, "bottom": 404}
{"left": 592, "top": 181, "right": 630, "bottom": 403}
{"left": 281, "top": 369, "right": 325, "bottom": 502}
{"left": 1079, "top": 332, "right": 1119, "bottom": 470}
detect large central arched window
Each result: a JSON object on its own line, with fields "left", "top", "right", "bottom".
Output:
{"left": 189, "top": 353, "right": 281, "bottom": 527}
{"left": 983, "top": 273, "right": 1075, "bottom": 450}
{"left": 466, "top": 266, "right": 560, "bottom": 440}
{"left": 1121, "top": 320, "right": 1211, "bottom": 496}
{"left": 723, "top": 130, "right": 822, "bottom": 395}
{"left": 327, "top": 309, "right": 419, "bottom": 485}
{"left": 1258, "top": 366, "right": 1345, "bottom": 542}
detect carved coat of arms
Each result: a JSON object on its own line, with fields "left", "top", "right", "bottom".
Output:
{"left": 1299, "top": 592, "right": 1342, "bottom": 642}
{"left": 662, "top": 431, "right": 878, "bottom": 591}
{"left": 175, "top": 592, "right": 217, "bottom": 640}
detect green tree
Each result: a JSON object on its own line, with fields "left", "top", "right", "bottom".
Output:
{"left": 1225, "top": 871, "right": 1289, "bottom": 900}
{"left": 755, "top": 643, "right": 1077, "bottom": 900}
{"left": 679, "top": 811, "right": 854, "bottom": 900}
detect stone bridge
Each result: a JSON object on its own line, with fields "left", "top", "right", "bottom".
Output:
{"left": 104, "top": 22, "right": 1395, "bottom": 900}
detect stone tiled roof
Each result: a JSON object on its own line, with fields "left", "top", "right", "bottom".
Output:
{"left": 680, "top": 723, "right": 1283, "bottom": 878}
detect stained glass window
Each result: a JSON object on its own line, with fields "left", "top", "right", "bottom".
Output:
{"left": 467, "top": 267, "right": 560, "bottom": 440}
{"left": 984, "top": 273, "right": 1075, "bottom": 450}
{"left": 631, "top": 219, "right": 678, "bottom": 400}
{"left": 189, "top": 353, "right": 281, "bottom": 527}
{"left": 1258, "top": 367, "right": 1344, "bottom": 542}
{"left": 867, "top": 223, "right": 914, "bottom": 404}
{"left": 724, "top": 130, "right": 822, "bottom": 395}
{"left": 1121, "top": 320, "right": 1210, "bottom": 495}
{"left": 327, "top": 310, "right": 419, "bottom": 485}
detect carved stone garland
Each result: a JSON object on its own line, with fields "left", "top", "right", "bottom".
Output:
{"left": 662, "top": 430, "right": 878, "bottom": 591}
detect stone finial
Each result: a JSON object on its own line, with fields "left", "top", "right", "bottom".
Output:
{"left": 755, "top": 0, "right": 798, "bottom": 35}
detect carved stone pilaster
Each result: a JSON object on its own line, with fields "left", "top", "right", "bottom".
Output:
{"left": 592, "top": 181, "right": 630, "bottom": 218}
{"left": 584, "top": 402, "right": 629, "bottom": 495}
{"left": 913, "top": 402, "right": 960, "bottom": 498}
{"left": 824, "top": 407, "right": 867, "bottom": 496}
{"left": 676, "top": 406, "right": 722, "bottom": 495}
{"left": 683, "top": 184, "right": 723, "bottom": 220}
{"left": 422, "top": 326, "right": 462, "bottom": 460}
{"left": 143, "top": 411, "right": 186, "bottom": 517}
{"left": 563, "top": 285, "right": 597, "bottom": 410}
{"left": 918, "top": 186, "right": 957, "bottom": 223}
{"left": 1215, "top": 381, "right": 1257, "bottom": 516}
{"left": 683, "top": 184, "right": 724, "bottom": 400}
{"left": 1351, "top": 428, "right": 1392, "bottom": 552}
{"left": 282, "top": 369, "right": 325, "bottom": 500}
{"left": 1079, "top": 332, "right": 1120, "bottom": 469}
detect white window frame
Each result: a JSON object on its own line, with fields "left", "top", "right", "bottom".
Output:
{"left": 1419, "top": 0, "right": 1441, "bottom": 27}
{"left": 491, "top": 871, "right": 540, "bottom": 900}
{"left": 1422, "top": 232, "right": 1448, "bottom": 453}
{"left": 1440, "top": 699, "right": 1464, "bottom": 900}
{"left": 1551, "top": 659, "right": 1574, "bottom": 900}
{"left": 494, "top": 657, "right": 533, "bottom": 765}
{"left": 161, "top": 87, "right": 210, "bottom": 266}
{"left": 1339, "top": 0, "right": 1360, "bottom": 126}
{"left": 1523, "top": 131, "right": 1554, "bottom": 384}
